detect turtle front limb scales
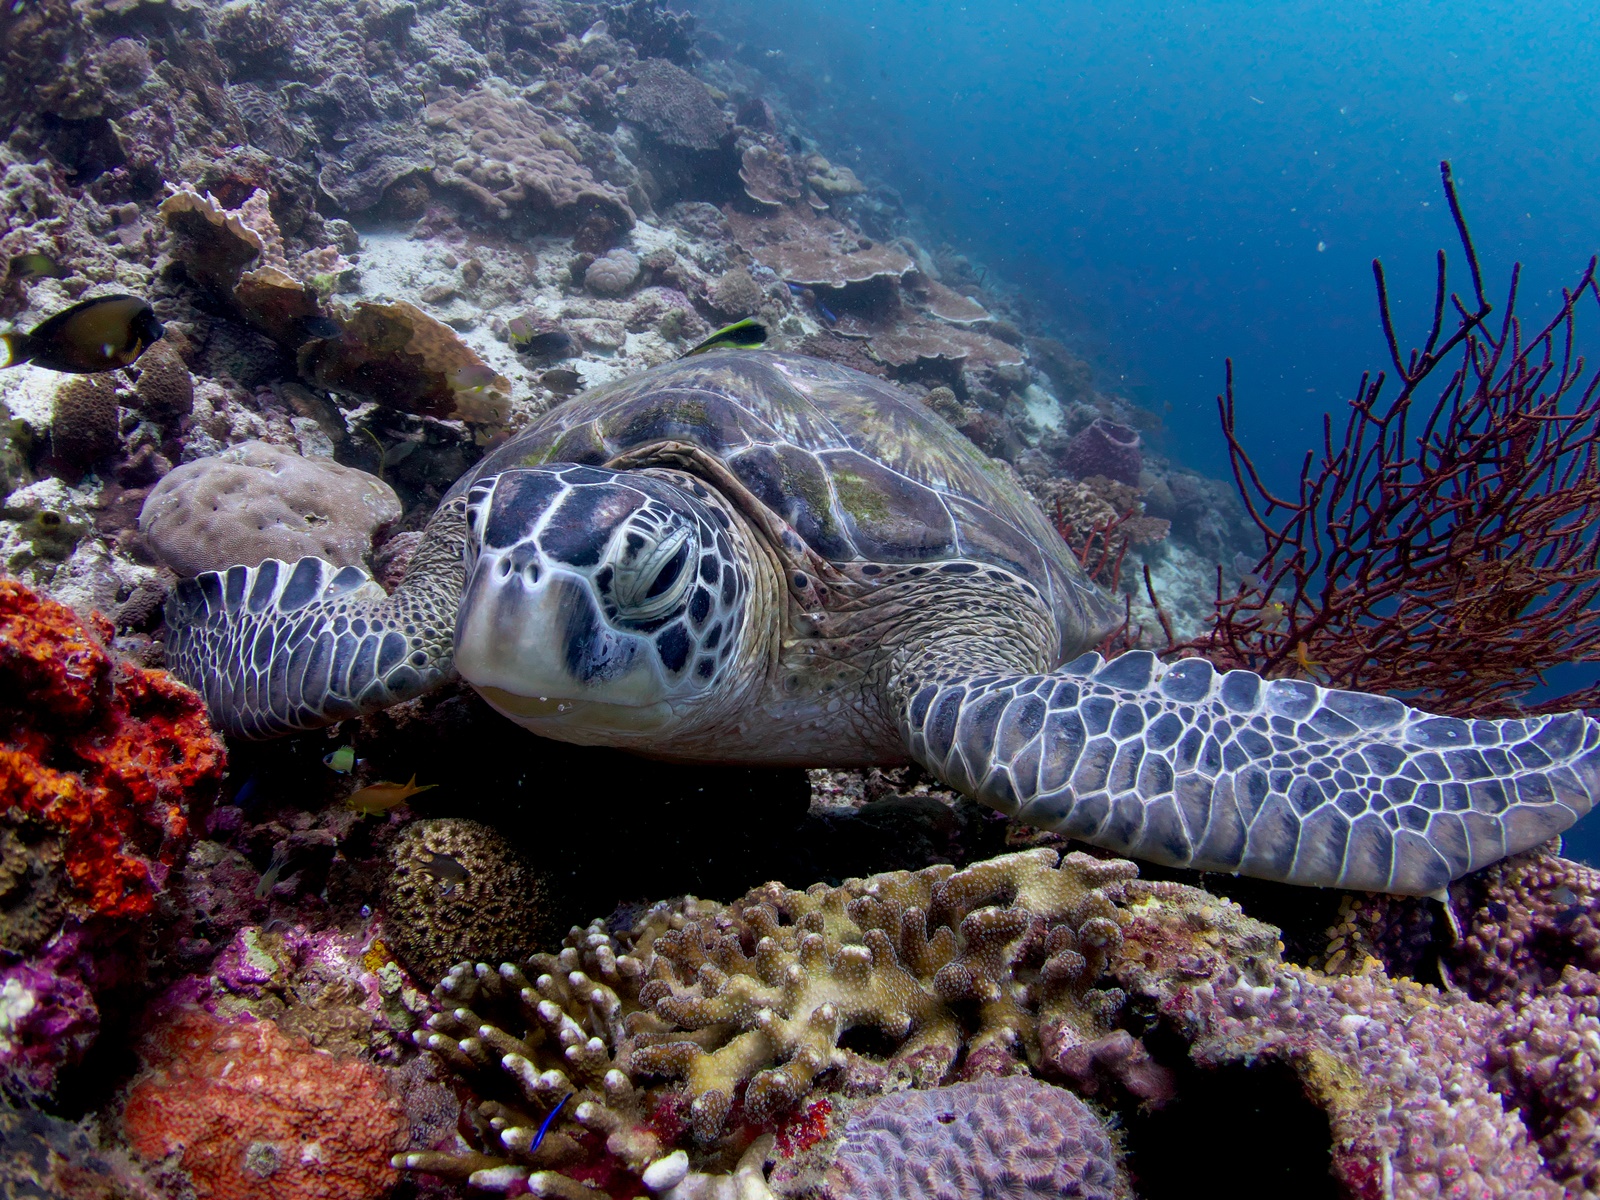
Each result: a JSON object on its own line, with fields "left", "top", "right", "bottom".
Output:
{"left": 896, "top": 649, "right": 1600, "bottom": 895}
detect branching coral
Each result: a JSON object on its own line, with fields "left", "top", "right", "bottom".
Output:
{"left": 396, "top": 849, "right": 1170, "bottom": 1194}
{"left": 123, "top": 1009, "right": 407, "bottom": 1200}
{"left": 1170, "top": 162, "right": 1600, "bottom": 716}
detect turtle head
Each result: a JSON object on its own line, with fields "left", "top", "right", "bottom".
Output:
{"left": 454, "top": 465, "right": 751, "bottom": 743}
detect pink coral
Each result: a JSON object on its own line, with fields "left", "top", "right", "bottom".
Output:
{"left": 1448, "top": 843, "right": 1600, "bottom": 1003}
{"left": 123, "top": 1009, "right": 406, "bottom": 1200}
{"left": 825, "top": 1077, "right": 1126, "bottom": 1200}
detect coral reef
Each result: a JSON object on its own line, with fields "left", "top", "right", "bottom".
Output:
{"left": 0, "top": 1097, "right": 177, "bottom": 1200}
{"left": 397, "top": 849, "right": 1171, "bottom": 1193}
{"left": 382, "top": 818, "right": 557, "bottom": 985}
{"left": 823, "top": 1078, "right": 1126, "bottom": 1200}
{"left": 132, "top": 338, "right": 195, "bottom": 428}
{"left": 123, "top": 1008, "right": 407, "bottom": 1200}
{"left": 1057, "top": 418, "right": 1142, "bottom": 488}
{"left": 585, "top": 248, "right": 643, "bottom": 297}
{"left": 0, "top": 580, "right": 221, "bottom": 921}
{"left": 298, "top": 301, "right": 513, "bottom": 426}
{"left": 620, "top": 59, "right": 730, "bottom": 151}
{"left": 138, "top": 440, "right": 401, "bottom": 577}
{"left": 49, "top": 374, "right": 122, "bottom": 473}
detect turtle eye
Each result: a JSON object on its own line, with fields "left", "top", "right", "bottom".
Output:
{"left": 609, "top": 525, "right": 695, "bottom": 622}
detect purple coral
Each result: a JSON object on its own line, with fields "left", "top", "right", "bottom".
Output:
{"left": 1059, "top": 418, "right": 1143, "bottom": 486}
{"left": 0, "top": 951, "right": 99, "bottom": 1096}
{"left": 825, "top": 1077, "right": 1124, "bottom": 1200}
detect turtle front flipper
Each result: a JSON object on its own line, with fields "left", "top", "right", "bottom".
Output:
{"left": 898, "top": 650, "right": 1600, "bottom": 894}
{"left": 164, "top": 497, "right": 467, "bottom": 740}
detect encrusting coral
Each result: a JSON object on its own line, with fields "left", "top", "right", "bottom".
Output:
{"left": 122, "top": 1008, "right": 407, "bottom": 1200}
{"left": 382, "top": 818, "right": 557, "bottom": 985}
{"left": 822, "top": 1077, "right": 1127, "bottom": 1200}
{"left": 0, "top": 579, "right": 222, "bottom": 921}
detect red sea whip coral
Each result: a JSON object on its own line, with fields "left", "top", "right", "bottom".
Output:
{"left": 0, "top": 578, "right": 222, "bottom": 919}
{"left": 123, "top": 1009, "right": 406, "bottom": 1200}
{"left": 1163, "top": 162, "right": 1600, "bottom": 716}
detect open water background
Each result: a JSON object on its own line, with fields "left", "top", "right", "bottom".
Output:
{"left": 694, "top": 0, "right": 1600, "bottom": 859}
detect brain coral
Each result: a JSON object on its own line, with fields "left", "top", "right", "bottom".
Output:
{"left": 584, "top": 248, "right": 641, "bottom": 297}
{"left": 50, "top": 374, "right": 121, "bottom": 470}
{"left": 132, "top": 338, "right": 194, "bottom": 426}
{"left": 826, "top": 1077, "right": 1125, "bottom": 1200}
{"left": 138, "top": 441, "right": 401, "bottom": 577}
{"left": 381, "top": 818, "right": 555, "bottom": 984}
{"left": 123, "top": 1009, "right": 406, "bottom": 1200}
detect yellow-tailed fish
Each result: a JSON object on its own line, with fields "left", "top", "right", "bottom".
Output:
{"left": 682, "top": 317, "right": 767, "bottom": 358}
{"left": 345, "top": 775, "right": 437, "bottom": 815}
{"left": 323, "top": 745, "right": 358, "bottom": 773}
{"left": 8, "top": 253, "right": 65, "bottom": 283}
{"left": 1, "top": 294, "right": 163, "bottom": 373}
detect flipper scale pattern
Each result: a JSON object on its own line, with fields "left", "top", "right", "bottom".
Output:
{"left": 903, "top": 651, "right": 1600, "bottom": 893}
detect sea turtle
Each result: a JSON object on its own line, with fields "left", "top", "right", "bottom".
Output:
{"left": 165, "top": 350, "right": 1600, "bottom": 894}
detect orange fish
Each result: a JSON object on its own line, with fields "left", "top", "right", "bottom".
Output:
{"left": 344, "top": 775, "right": 436, "bottom": 815}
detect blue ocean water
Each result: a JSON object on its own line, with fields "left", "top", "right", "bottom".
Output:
{"left": 695, "top": 0, "right": 1600, "bottom": 858}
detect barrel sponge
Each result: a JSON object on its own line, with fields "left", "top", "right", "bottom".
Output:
{"left": 826, "top": 1077, "right": 1126, "bottom": 1200}
{"left": 381, "top": 818, "right": 555, "bottom": 984}
{"left": 137, "top": 441, "right": 401, "bottom": 577}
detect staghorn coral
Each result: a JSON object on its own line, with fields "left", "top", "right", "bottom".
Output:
{"left": 823, "top": 1077, "right": 1127, "bottom": 1200}
{"left": 138, "top": 440, "right": 401, "bottom": 577}
{"left": 49, "top": 374, "right": 121, "bottom": 471}
{"left": 424, "top": 85, "right": 635, "bottom": 232}
{"left": 0, "top": 579, "right": 221, "bottom": 921}
{"left": 619, "top": 59, "right": 728, "bottom": 151}
{"left": 396, "top": 849, "right": 1169, "bottom": 1194}
{"left": 298, "top": 301, "right": 513, "bottom": 426}
{"left": 123, "top": 1008, "right": 407, "bottom": 1200}
{"left": 382, "top": 819, "right": 557, "bottom": 985}
{"left": 1447, "top": 841, "right": 1600, "bottom": 1003}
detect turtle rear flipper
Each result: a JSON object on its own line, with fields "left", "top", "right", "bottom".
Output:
{"left": 164, "top": 498, "right": 466, "bottom": 740}
{"left": 899, "top": 650, "right": 1600, "bottom": 895}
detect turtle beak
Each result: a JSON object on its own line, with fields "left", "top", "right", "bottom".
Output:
{"left": 454, "top": 547, "right": 667, "bottom": 712}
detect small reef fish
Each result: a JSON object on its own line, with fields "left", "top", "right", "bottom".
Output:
{"left": 345, "top": 775, "right": 437, "bottom": 815}
{"left": 529, "top": 1094, "right": 574, "bottom": 1156}
{"left": 682, "top": 317, "right": 768, "bottom": 357}
{"left": 507, "top": 317, "right": 574, "bottom": 359}
{"left": 8, "top": 253, "right": 65, "bottom": 283}
{"left": 449, "top": 364, "right": 502, "bottom": 395}
{"left": 323, "top": 745, "right": 363, "bottom": 774}
{"left": 417, "top": 849, "right": 470, "bottom": 895}
{"left": 255, "top": 843, "right": 293, "bottom": 901}
{"left": 814, "top": 300, "right": 839, "bottom": 325}
{"left": 1, "top": 294, "right": 164, "bottom": 373}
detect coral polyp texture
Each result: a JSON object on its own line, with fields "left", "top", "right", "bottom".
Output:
{"left": 396, "top": 849, "right": 1179, "bottom": 1194}
{"left": 122, "top": 1009, "right": 407, "bottom": 1200}
{"left": 382, "top": 817, "right": 557, "bottom": 984}
{"left": 0, "top": 579, "right": 222, "bottom": 921}
{"left": 824, "top": 1077, "right": 1127, "bottom": 1200}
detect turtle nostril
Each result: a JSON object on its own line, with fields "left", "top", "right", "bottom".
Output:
{"left": 497, "top": 559, "right": 512, "bottom": 578}
{"left": 523, "top": 562, "right": 539, "bottom": 584}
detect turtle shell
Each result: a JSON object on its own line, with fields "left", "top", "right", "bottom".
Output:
{"left": 453, "top": 351, "right": 1118, "bottom": 658}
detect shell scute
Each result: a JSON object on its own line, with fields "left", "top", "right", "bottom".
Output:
{"left": 452, "top": 352, "right": 1117, "bottom": 653}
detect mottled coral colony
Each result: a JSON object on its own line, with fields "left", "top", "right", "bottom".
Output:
{"left": 1, "top": 0, "right": 1599, "bottom": 1197}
